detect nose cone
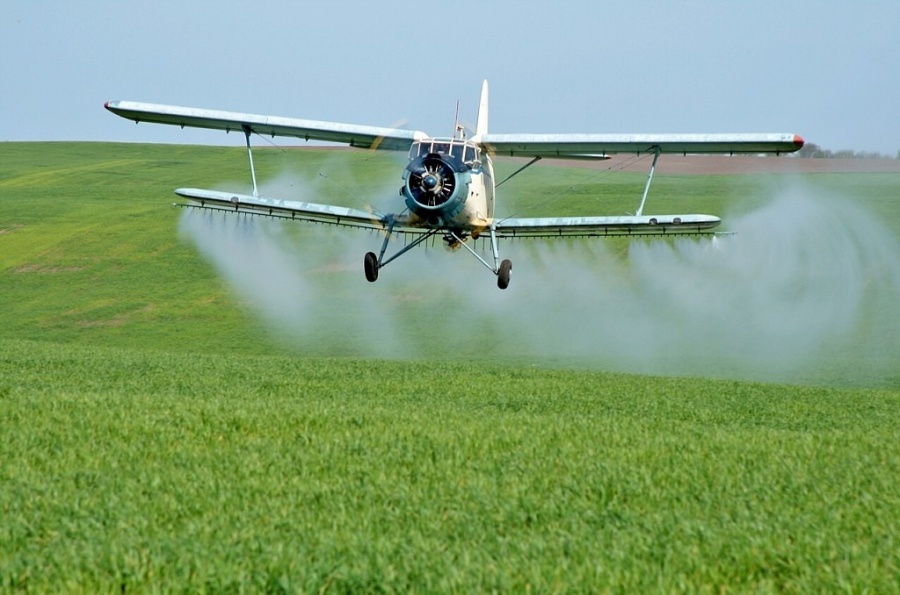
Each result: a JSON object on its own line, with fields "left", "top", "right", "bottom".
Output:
{"left": 423, "top": 174, "right": 439, "bottom": 190}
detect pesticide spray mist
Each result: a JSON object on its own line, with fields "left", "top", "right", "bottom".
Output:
{"left": 179, "top": 181, "right": 900, "bottom": 386}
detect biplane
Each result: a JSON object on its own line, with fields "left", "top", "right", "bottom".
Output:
{"left": 106, "top": 81, "right": 803, "bottom": 289}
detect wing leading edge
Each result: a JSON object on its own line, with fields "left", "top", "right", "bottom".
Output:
{"left": 104, "top": 101, "right": 427, "bottom": 150}
{"left": 480, "top": 132, "right": 804, "bottom": 158}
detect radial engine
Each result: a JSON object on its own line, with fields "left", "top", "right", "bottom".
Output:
{"left": 402, "top": 150, "right": 471, "bottom": 227}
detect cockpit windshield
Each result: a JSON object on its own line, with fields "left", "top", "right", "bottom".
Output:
{"left": 409, "top": 139, "right": 478, "bottom": 164}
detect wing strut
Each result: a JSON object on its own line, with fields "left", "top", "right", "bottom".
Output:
{"left": 635, "top": 146, "right": 661, "bottom": 217}
{"left": 496, "top": 156, "right": 542, "bottom": 188}
{"left": 242, "top": 125, "right": 260, "bottom": 197}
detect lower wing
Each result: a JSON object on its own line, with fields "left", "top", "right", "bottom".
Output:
{"left": 177, "top": 189, "right": 721, "bottom": 238}
{"left": 493, "top": 214, "right": 721, "bottom": 238}
{"left": 174, "top": 188, "right": 411, "bottom": 232}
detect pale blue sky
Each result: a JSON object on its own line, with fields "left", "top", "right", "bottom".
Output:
{"left": 3, "top": 0, "right": 898, "bottom": 155}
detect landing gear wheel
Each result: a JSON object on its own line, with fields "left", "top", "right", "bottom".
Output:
{"left": 497, "top": 259, "right": 512, "bottom": 290}
{"left": 364, "top": 252, "right": 379, "bottom": 282}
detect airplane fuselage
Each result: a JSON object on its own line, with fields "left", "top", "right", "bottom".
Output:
{"left": 398, "top": 138, "right": 494, "bottom": 234}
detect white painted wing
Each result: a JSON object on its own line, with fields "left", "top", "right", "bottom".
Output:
{"left": 494, "top": 213, "right": 722, "bottom": 237}
{"left": 175, "top": 188, "right": 393, "bottom": 231}
{"left": 479, "top": 133, "right": 805, "bottom": 158}
{"left": 105, "top": 101, "right": 427, "bottom": 150}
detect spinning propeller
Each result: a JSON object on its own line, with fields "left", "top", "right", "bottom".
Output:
{"left": 406, "top": 155, "right": 456, "bottom": 207}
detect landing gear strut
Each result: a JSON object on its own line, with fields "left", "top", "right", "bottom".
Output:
{"left": 362, "top": 226, "right": 440, "bottom": 284}
{"left": 362, "top": 224, "right": 513, "bottom": 290}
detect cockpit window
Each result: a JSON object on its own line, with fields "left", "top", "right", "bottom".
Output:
{"left": 409, "top": 140, "right": 479, "bottom": 164}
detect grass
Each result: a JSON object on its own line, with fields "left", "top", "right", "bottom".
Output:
{"left": 2, "top": 339, "right": 898, "bottom": 592}
{"left": 1, "top": 142, "right": 899, "bottom": 591}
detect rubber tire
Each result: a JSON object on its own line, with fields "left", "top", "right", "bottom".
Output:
{"left": 364, "top": 252, "right": 379, "bottom": 282}
{"left": 497, "top": 259, "right": 512, "bottom": 290}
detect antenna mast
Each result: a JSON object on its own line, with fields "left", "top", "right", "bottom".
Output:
{"left": 453, "top": 100, "right": 465, "bottom": 139}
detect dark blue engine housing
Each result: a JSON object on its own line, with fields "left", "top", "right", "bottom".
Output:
{"left": 402, "top": 153, "right": 471, "bottom": 227}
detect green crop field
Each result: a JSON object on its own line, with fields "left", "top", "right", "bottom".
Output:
{"left": 1, "top": 142, "right": 899, "bottom": 592}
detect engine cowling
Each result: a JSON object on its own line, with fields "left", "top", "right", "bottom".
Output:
{"left": 402, "top": 153, "right": 470, "bottom": 227}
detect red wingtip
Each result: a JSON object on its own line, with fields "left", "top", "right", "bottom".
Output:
{"left": 793, "top": 134, "right": 805, "bottom": 149}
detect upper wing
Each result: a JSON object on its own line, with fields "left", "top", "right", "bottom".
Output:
{"left": 479, "top": 132, "right": 804, "bottom": 158}
{"left": 493, "top": 213, "right": 722, "bottom": 238}
{"left": 104, "top": 101, "right": 427, "bottom": 150}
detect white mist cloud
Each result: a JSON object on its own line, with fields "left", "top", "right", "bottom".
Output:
{"left": 484, "top": 185, "right": 900, "bottom": 382}
{"left": 178, "top": 182, "right": 900, "bottom": 386}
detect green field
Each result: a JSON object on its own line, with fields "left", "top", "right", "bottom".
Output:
{"left": 1, "top": 142, "right": 899, "bottom": 591}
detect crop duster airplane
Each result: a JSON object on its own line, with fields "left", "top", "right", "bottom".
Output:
{"left": 106, "top": 81, "right": 803, "bottom": 289}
